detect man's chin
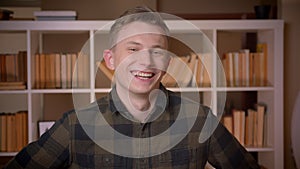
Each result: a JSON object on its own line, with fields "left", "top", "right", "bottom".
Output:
{"left": 129, "top": 85, "right": 155, "bottom": 95}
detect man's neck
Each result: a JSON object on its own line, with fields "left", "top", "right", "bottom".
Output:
{"left": 116, "top": 85, "right": 158, "bottom": 122}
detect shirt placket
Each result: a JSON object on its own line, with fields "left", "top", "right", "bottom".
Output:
{"left": 134, "top": 123, "right": 150, "bottom": 169}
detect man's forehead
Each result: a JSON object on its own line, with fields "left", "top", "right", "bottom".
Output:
{"left": 114, "top": 21, "right": 167, "bottom": 47}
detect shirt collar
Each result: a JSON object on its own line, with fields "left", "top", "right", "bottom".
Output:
{"left": 108, "top": 83, "right": 170, "bottom": 122}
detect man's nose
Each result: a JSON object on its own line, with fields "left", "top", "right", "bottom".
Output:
{"left": 138, "top": 49, "right": 154, "bottom": 66}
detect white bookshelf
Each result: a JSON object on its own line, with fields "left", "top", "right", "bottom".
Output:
{"left": 0, "top": 20, "right": 284, "bottom": 169}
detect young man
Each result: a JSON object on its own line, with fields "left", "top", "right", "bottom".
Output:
{"left": 5, "top": 6, "right": 260, "bottom": 169}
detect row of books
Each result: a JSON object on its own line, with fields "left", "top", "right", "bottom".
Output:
{"left": 98, "top": 52, "right": 212, "bottom": 87}
{"left": 34, "top": 52, "right": 89, "bottom": 89}
{"left": 222, "top": 104, "right": 267, "bottom": 147}
{"left": 163, "top": 53, "right": 211, "bottom": 87}
{"left": 0, "top": 51, "right": 27, "bottom": 90}
{"left": 221, "top": 44, "right": 268, "bottom": 87}
{"left": 0, "top": 111, "right": 28, "bottom": 152}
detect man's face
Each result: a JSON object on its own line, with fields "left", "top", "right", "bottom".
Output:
{"left": 104, "top": 22, "right": 170, "bottom": 95}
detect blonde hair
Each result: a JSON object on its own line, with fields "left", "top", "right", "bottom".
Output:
{"left": 109, "top": 6, "right": 169, "bottom": 48}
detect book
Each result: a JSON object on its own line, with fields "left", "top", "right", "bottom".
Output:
{"left": 21, "top": 111, "right": 28, "bottom": 148}
{"left": 222, "top": 115, "right": 233, "bottom": 134}
{"left": 0, "top": 113, "right": 2, "bottom": 150}
{"left": 34, "top": 11, "right": 77, "bottom": 21}
{"left": 14, "top": 54, "right": 20, "bottom": 83}
{"left": 174, "top": 55, "right": 192, "bottom": 87}
{"left": 256, "top": 43, "right": 268, "bottom": 86}
{"left": 35, "top": 16, "right": 77, "bottom": 21}
{"left": 34, "top": 11, "right": 77, "bottom": 17}
{"left": 177, "top": 53, "right": 196, "bottom": 87}
{"left": 71, "top": 53, "right": 78, "bottom": 88}
{"left": 55, "top": 54, "right": 61, "bottom": 88}
{"left": 233, "top": 109, "right": 245, "bottom": 145}
{"left": 48, "top": 54, "right": 56, "bottom": 88}
{"left": 0, "top": 84, "right": 26, "bottom": 90}
{"left": 197, "top": 53, "right": 211, "bottom": 87}
{"left": 233, "top": 52, "right": 240, "bottom": 86}
{"left": 197, "top": 53, "right": 205, "bottom": 87}
{"left": 61, "top": 53, "right": 67, "bottom": 89}
{"left": 5, "top": 54, "right": 16, "bottom": 82}
{"left": 66, "top": 53, "right": 72, "bottom": 88}
{"left": 249, "top": 52, "right": 254, "bottom": 86}
{"left": 0, "top": 54, "right": 6, "bottom": 82}
{"left": 15, "top": 111, "right": 23, "bottom": 151}
{"left": 160, "top": 56, "right": 185, "bottom": 87}
{"left": 0, "top": 113, "right": 7, "bottom": 151}
{"left": 191, "top": 53, "right": 199, "bottom": 87}
{"left": 245, "top": 109, "right": 255, "bottom": 146}
{"left": 0, "top": 81, "right": 26, "bottom": 90}
{"left": 187, "top": 53, "right": 197, "bottom": 84}
{"left": 256, "top": 104, "right": 266, "bottom": 146}
{"left": 188, "top": 53, "right": 197, "bottom": 87}
{"left": 238, "top": 52, "right": 244, "bottom": 86}
{"left": 39, "top": 53, "right": 46, "bottom": 89}
{"left": 253, "top": 52, "right": 264, "bottom": 86}
{"left": 240, "top": 110, "right": 246, "bottom": 146}
{"left": 0, "top": 81, "right": 25, "bottom": 86}
{"left": 34, "top": 53, "right": 40, "bottom": 89}
{"left": 76, "top": 53, "right": 83, "bottom": 88}
{"left": 17, "top": 51, "right": 27, "bottom": 83}
{"left": 240, "top": 49, "right": 250, "bottom": 86}
{"left": 77, "top": 52, "right": 89, "bottom": 88}
{"left": 222, "top": 52, "right": 234, "bottom": 87}
{"left": 6, "top": 113, "right": 16, "bottom": 152}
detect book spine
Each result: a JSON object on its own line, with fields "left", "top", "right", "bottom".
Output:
{"left": 55, "top": 54, "right": 61, "bottom": 88}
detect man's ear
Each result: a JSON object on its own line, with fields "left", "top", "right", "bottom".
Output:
{"left": 103, "top": 49, "right": 115, "bottom": 70}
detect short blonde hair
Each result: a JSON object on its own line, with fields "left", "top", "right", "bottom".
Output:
{"left": 109, "top": 6, "right": 170, "bottom": 48}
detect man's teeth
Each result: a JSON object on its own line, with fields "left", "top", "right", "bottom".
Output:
{"left": 133, "top": 71, "right": 154, "bottom": 78}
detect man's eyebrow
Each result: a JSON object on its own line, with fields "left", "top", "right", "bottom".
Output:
{"left": 125, "top": 41, "right": 141, "bottom": 46}
{"left": 151, "top": 45, "right": 164, "bottom": 49}
{"left": 125, "top": 41, "right": 166, "bottom": 49}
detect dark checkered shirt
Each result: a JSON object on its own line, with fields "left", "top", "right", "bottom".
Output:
{"left": 5, "top": 86, "right": 260, "bottom": 169}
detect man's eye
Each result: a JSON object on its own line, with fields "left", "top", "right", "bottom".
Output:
{"left": 151, "top": 49, "right": 165, "bottom": 56}
{"left": 128, "top": 48, "right": 137, "bottom": 52}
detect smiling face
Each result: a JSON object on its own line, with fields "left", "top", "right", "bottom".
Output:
{"left": 104, "top": 22, "right": 170, "bottom": 96}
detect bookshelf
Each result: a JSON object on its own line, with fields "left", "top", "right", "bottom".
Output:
{"left": 0, "top": 20, "right": 284, "bottom": 169}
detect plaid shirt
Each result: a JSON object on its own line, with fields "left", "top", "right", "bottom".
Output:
{"left": 5, "top": 86, "right": 260, "bottom": 169}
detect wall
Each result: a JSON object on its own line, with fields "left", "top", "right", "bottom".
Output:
{"left": 1, "top": 7, "right": 40, "bottom": 19}
{"left": 281, "top": 0, "right": 300, "bottom": 168}
{"left": 40, "top": 0, "right": 275, "bottom": 19}
{"left": 158, "top": 0, "right": 257, "bottom": 14}
{"left": 41, "top": 0, "right": 157, "bottom": 20}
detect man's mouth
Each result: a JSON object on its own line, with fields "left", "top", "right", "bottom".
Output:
{"left": 131, "top": 71, "right": 156, "bottom": 80}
